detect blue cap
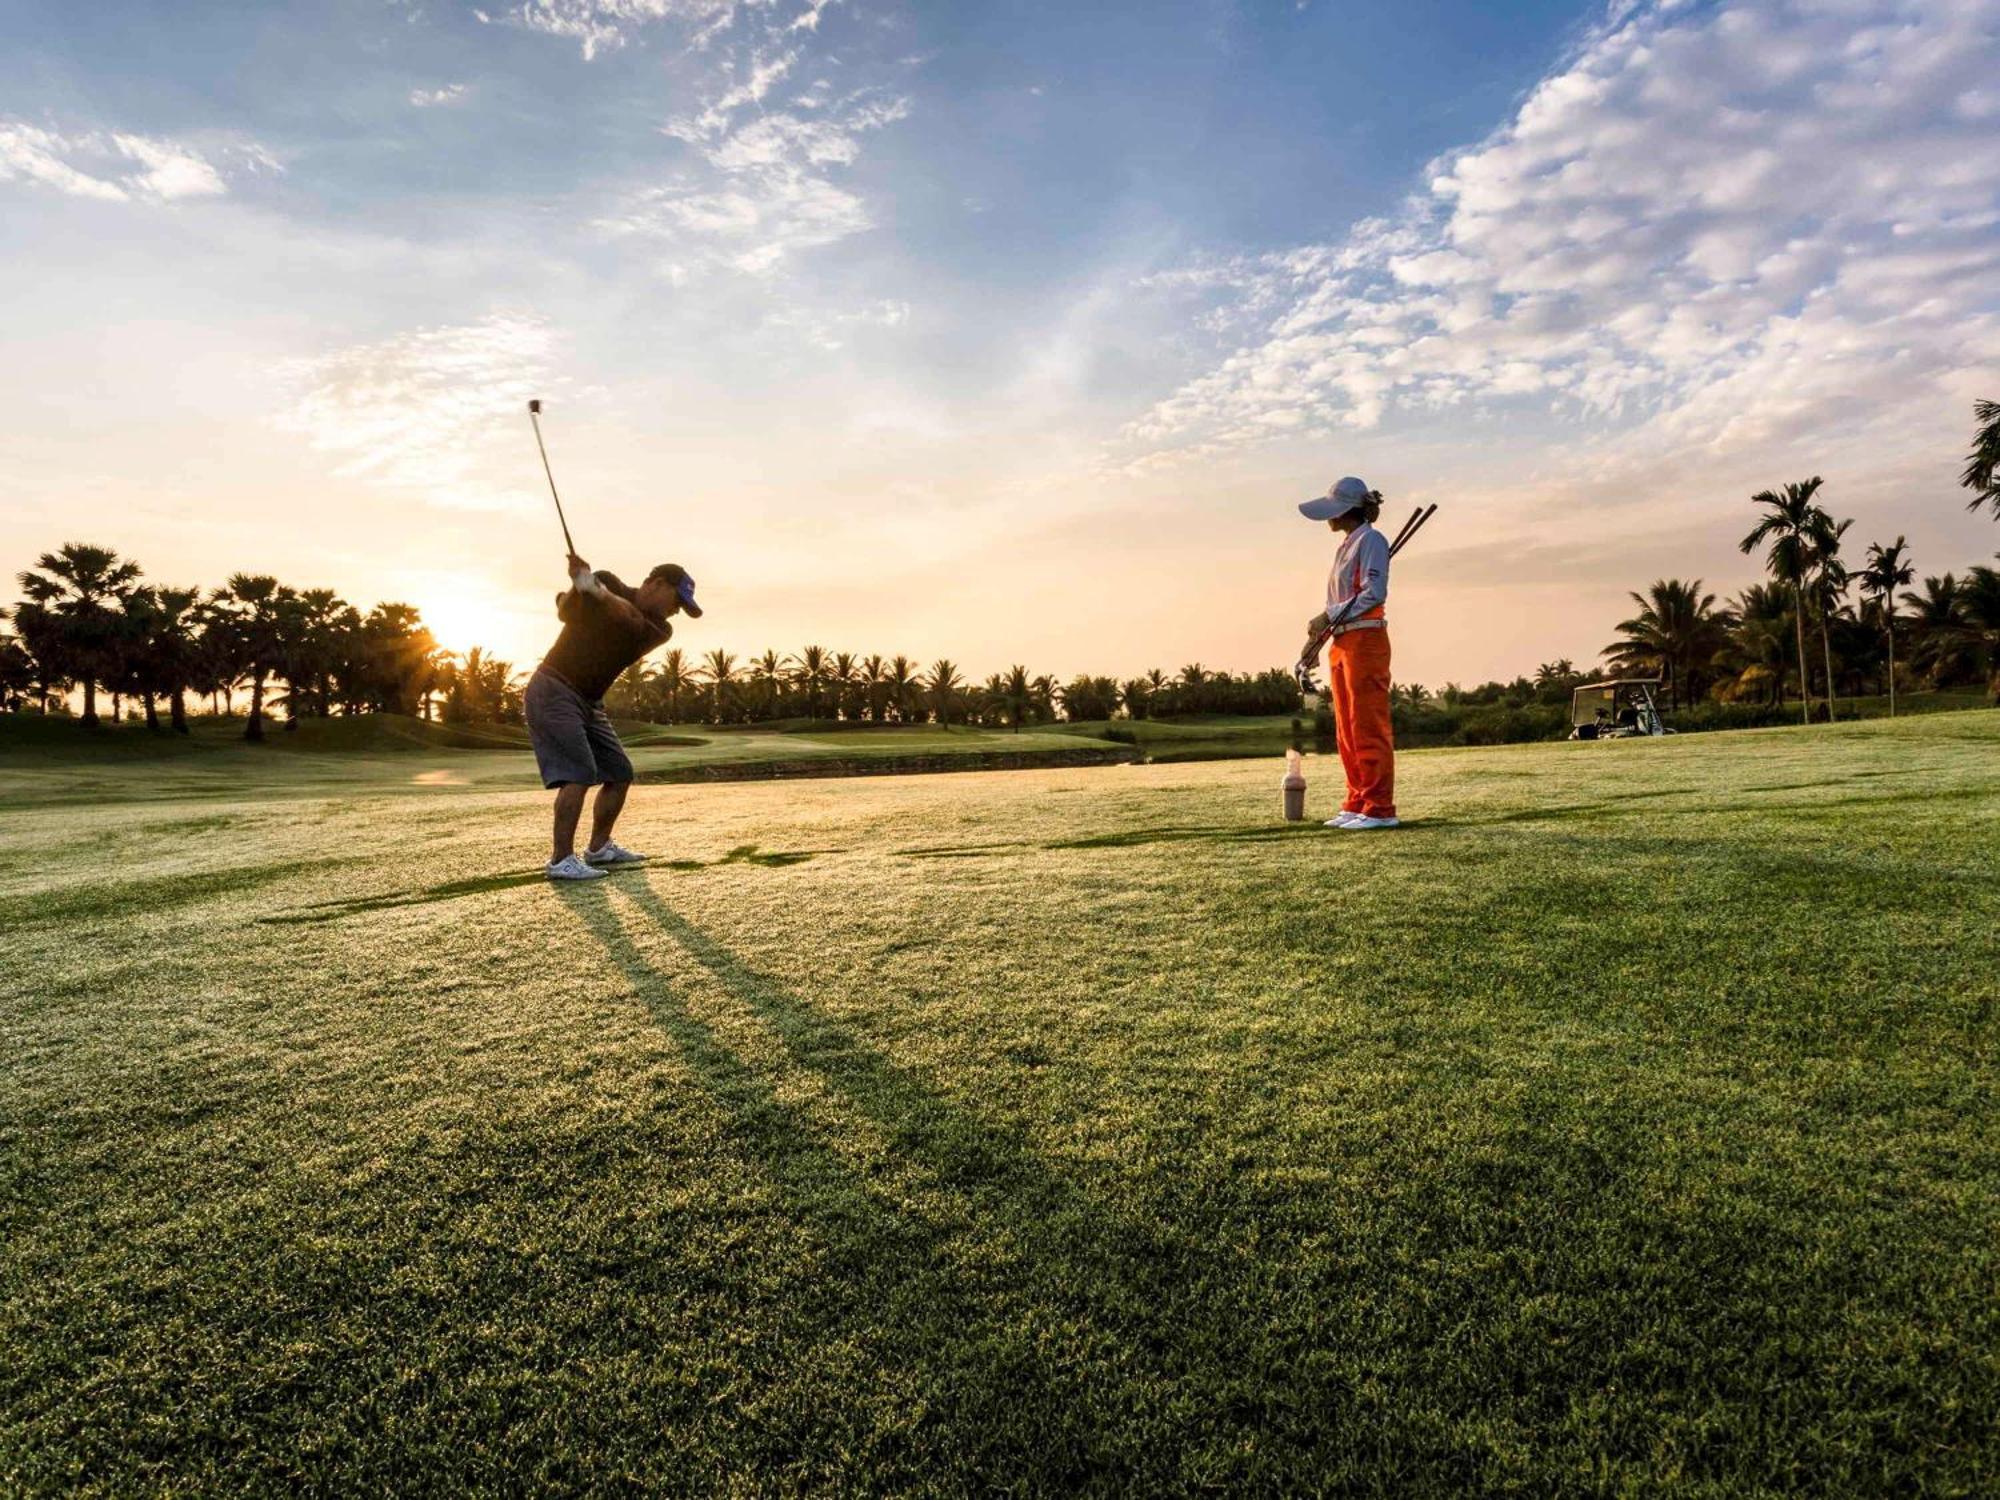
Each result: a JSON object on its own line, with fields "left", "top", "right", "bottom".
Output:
{"left": 675, "top": 571, "right": 702, "bottom": 618}
{"left": 649, "top": 563, "right": 703, "bottom": 617}
{"left": 1299, "top": 475, "right": 1372, "bottom": 520}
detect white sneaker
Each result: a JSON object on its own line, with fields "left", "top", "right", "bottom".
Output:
{"left": 1339, "top": 815, "right": 1401, "bottom": 831}
{"left": 546, "top": 853, "right": 608, "bottom": 880}
{"left": 1323, "top": 812, "right": 1361, "bottom": 828}
{"left": 585, "top": 840, "right": 647, "bottom": 866}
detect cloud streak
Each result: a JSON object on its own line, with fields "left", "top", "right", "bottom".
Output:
{"left": 0, "top": 119, "right": 274, "bottom": 203}
{"left": 505, "top": 0, "right": 748, "bottom": 59}
{"left": 273, "top": 314, "right": 557, "bottom": 513}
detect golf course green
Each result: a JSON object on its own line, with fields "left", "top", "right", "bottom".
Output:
{"left": 3, "top": 711, "right": 1996, "bottom": 1493}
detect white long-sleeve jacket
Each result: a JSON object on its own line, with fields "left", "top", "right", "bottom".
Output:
{"left": 1325, "top": 522, "right": 1390, "bottom": 631}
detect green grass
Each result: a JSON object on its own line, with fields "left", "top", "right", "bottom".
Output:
{"left": 0, "top": 713, "right": 1133, "bottom": 810}
{"left": 3, "top": 713, "right": 1997, "bottom": 1493}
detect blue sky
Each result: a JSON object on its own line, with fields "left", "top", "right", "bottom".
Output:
{"left": 3, "top": 0, "right": 1996, "bottom": 681}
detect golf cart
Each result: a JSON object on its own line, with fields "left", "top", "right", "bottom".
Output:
{"left": 1569, "top": 679, "right": 1669, "bottom": 740}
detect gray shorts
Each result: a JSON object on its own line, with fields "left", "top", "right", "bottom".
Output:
{"left": 524, "top": 669, "right": 635, "bottom": 789}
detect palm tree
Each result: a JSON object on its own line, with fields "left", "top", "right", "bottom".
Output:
{"left": 1601, "top": 579, "right": 1729, "bottom": 710}
{"left": 1000, "top": 665, "right": 1034, "bottom": 732}
{"left": 135, "top": 586, "right": 205, "bottom": 733}
{"left": 15, "top": 543, "right": 142, "bottom": 726}
{"left": 213, "top": 574, "right": 300, "bottom": 740}
{"left": 1958, "top": 566, "right": 2000, "bottom": 701}
{"left": 924, "top": 659, "right": 962, "bottom": 725}
{"left": 0, "top": 619, "right": 33, "bottom": 712}
{"left": 1717, "top": 585, "right": 1794, "bottom": 706}
{"left": 885, "top": 655, "right": 918, "bottom": 723}
{"left": 858, "top": 654, "right": 888, "bottom": 723}
{"left": 1857, "top": 538, "right": 1915, "bottom": 713}
{"left": 1029, "top": 674, "right": 1058, "bottom": 725}
{"left": 790, "top": 644, "right": 829, "bottom": 720}
{"left": 649, "top": 648, "right": 695, "bottom": 723}
{"left": 977, "top": 672, "right": 1007, "bottom": 727}
{"left": 1899, "top": 575, "right": 1966, "bottom": 688}
{"left": 1741, "top": 478, "right": 1826, "bottom": 724}
{"left": 702, "top": 649, "right": 737, "bottom": 724}
{"left": 1806, "top": 510, "right": 1852, "bottom": 716}
{"left": 749, "top": 649, "right": 784, "bottom": 721}
{"left": 284, "top": 588, "right": 354, "bottom": 718}
{"left": 829, "top": 652, "right": 857, "bottom": 722}
{"left": 1963, "top": 398, "right": 2000, "bottom": 518}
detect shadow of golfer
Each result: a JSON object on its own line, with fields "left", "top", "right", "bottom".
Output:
{"left": 558, "top": 879, "right": 1281, "bottom": 1488}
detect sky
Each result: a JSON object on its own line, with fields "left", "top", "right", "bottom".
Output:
{"left": 3, "top": 0, "right": 1997, "bottom": 687}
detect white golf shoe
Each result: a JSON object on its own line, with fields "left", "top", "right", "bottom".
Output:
{"left": 585, "top": 840, "right": 647, "bottom": 867}
{"left": 546, "top": 853, "right": 608, "bottom": 880}
{"left": 1324, "top": 811, "right": 1362, "bottom": 828}
{"left": 1339, "top": 815, "right": 1401, "bottom": 831}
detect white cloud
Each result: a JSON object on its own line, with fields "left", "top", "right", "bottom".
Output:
{"left": 602, "top": 32, "right": 910, "bottom": 276}
{"left": 273, "top": 314, "right": 556, "bottom": 512}
{"left": 504, "top": 0, "right": 748, "bottom": 59}
{"left": 1118, "top": 0, "right": 2000, "bottom": 476}
{"left": 409, "top": 83, "right": 471, "bottom": 107}
{"left": 506, "top": 0, "right": 905, "bottom": 277}
{"left": 0, "top": 120, "right": 272, "bottom": 203}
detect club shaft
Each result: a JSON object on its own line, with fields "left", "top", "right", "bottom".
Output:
{"left": 528, "top": 410, "right": 576, "bottom": 556}
{"left": 1390, "top": 503, "right": 1436, "bottom": 557}
{"left": 1389, "top": 506, "right": 1424, "bottom": 552}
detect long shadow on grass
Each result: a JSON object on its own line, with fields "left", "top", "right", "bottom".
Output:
{"left": 563, "top": 879, "right": 1296, "bottom": 1489}
{"left": 259, "top": 846, "right": 835, "bottom": 924}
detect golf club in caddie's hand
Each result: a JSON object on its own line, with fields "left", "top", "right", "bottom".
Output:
{"left": 527, "top": 399, "right": 578, "bottom": 556}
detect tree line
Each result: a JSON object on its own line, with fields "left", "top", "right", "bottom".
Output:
{"left": 600, "top": 652, "right": 1301, "bottom": 729}
{"left": 0, "top": 556, "right": 477, "bottom": 738}
{"left": 1600, "top": 441, "right": 2000, "bottom": 720}
{"left": 0, "top": 550, "right": 1301, "bottom": 735}
{"left": 6, "top": 401, "right": 1996, "bottom": 735}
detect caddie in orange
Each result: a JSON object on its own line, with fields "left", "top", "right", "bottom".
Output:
{"left": 1299, "top": 476, "right": 1398, "bottom": 829}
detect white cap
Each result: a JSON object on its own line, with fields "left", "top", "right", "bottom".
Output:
{"left": 1299, "top": 476, "right": 1373, "bottom": 520}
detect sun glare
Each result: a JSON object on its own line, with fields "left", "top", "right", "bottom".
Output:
{"left": 399, "top": 572, "right": 531, "bottom": 661}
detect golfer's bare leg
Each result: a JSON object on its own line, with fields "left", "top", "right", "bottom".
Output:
{"left": 588, "top": 782, "right": 630, "bottom": 853}
{"left": 551, "top": 783, "right": 588, "bottom": 862}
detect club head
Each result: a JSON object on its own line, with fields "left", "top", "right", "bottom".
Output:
{"left": 1293, "top": 659, "right": 1323, "bottom": 702}
{"left": 528, "top": 399, "right": 542, "bottom": 414}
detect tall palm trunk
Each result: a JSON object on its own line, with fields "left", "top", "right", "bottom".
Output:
{"left": 81, "top": 675, "right": 99, "bottom": 728}
{"left": 143, "top": 692, "right": 159, "bottom": 732}
{"left": 1886, "top": 623, "right": 1896, "bottom": 717}
{"left": 246, "top": 670, "right": 266, "bottom": 742}
{"left": 1793, "top": 584, "right": 1812, "bottom": 725}
{"left": 1819, "top": 606, "right": 1837, "bottom": 722}
{"left": 170, "top": 685, "right": 188, "bottom": 734}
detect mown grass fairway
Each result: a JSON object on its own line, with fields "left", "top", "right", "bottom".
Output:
{"left": 3, "top": 714, "right": 1997, "bottom": 1493}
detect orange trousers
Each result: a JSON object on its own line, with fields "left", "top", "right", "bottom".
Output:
{"left": 1328, "top": 626, "right": 1395, "bottom": 819}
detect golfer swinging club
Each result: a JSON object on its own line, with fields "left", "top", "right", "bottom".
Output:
{"left": 524, "top": 554, "right": 701, "bottom": 880}
{"left": 1299, "top": 476, "right": 1398, "bottom": 829}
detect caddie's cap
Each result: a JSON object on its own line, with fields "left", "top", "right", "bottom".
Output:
{"left": 1299, "top": 476, "right": 1374, "bottom": 521}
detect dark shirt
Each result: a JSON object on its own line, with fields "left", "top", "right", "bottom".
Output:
{"left": 538, "top": 572, "right": 670, "bottom": 701}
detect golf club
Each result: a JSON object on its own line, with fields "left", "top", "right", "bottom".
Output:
{"left": 527, "top": 399, "right": 577, "bottom": 557}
